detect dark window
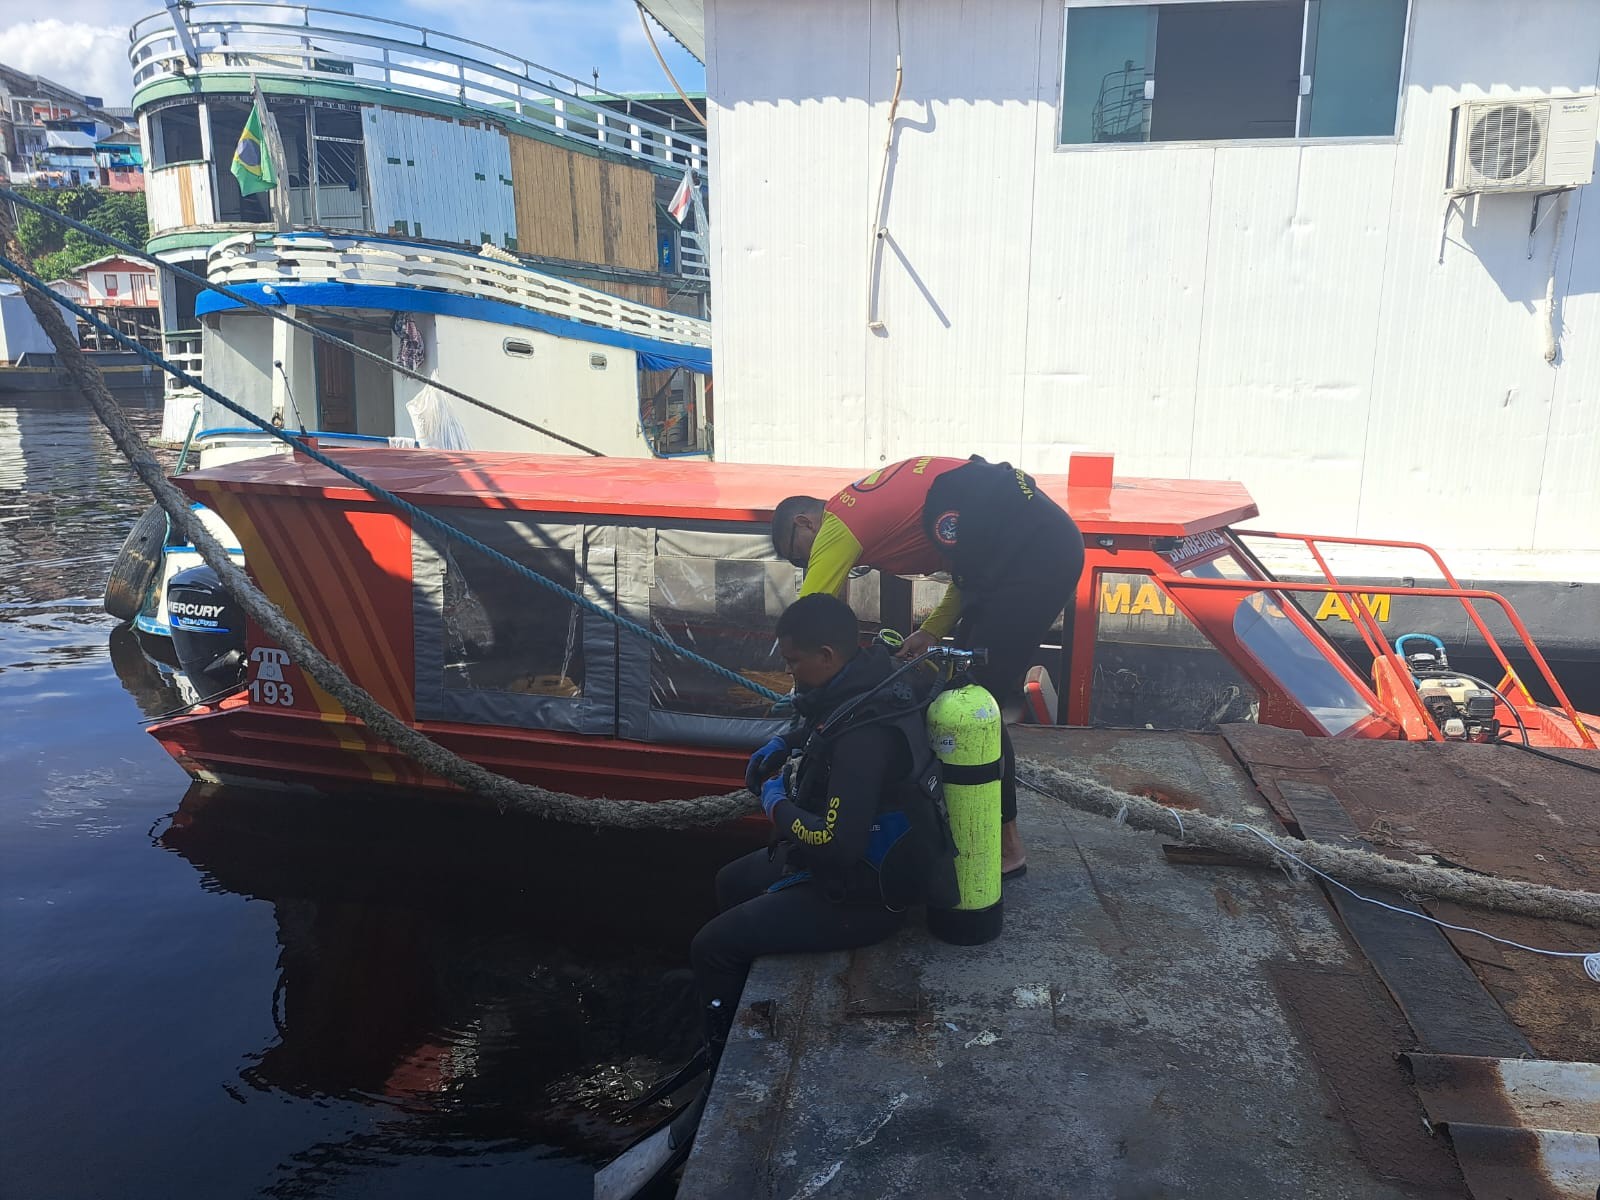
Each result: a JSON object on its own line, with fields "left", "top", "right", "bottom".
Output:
{"left": 442, "top": 540, "right": 586, "bottom": 700}
{"left": 155, "top": 104, "right": 202, "bottom": 165}
{"left": 208, "top": 100, "right": 271, "bottom": 223}
{"left": 1089, "top": 571, "right": 1258, "bottom": 730}
{"left": 1060, "top": 0, "right": 1409, "bottom": 145}
{"left": 172, "top": 272, "right": 204, "bottom": 329}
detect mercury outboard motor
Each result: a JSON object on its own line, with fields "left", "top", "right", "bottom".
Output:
{"left": 167, "top": 564, "right": 246, "bottom": 694}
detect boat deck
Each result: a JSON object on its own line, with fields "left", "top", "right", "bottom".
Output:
{"left": 680, "top": 726, "right": 1600, "bottom": 1199}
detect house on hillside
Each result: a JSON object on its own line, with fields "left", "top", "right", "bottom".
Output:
{"left": 0, "top": 63, "right": 133, "bottom": 186}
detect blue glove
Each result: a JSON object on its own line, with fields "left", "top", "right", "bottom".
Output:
{"left": 760, "top": 774, "right": 788, "bottom": 819}
{"left": 745, "top": 735, "right": 789, "bottom": 793}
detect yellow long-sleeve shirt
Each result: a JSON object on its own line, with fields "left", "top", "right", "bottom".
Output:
{"left": 799, "top": 512, "right": 963, "bottom": 636}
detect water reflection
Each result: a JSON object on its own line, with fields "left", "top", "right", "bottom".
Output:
{"left": 0, "top": 392, "right": 165, "bottom": 608}
{"left": 2, "top": 397, "right": 748, "bottom": 1197}
{"left": 157, "top": 782, "right": 744, "bottom": 1191}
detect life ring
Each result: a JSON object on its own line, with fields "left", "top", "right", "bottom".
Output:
{"left": 103, "top": 503, "right": 168, "bottom": 622}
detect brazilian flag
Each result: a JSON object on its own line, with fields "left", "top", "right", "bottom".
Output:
{"left": 231, "top": 103, "right": 275, "bottom": 196}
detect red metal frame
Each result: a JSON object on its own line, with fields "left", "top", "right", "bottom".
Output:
{"left": 1158, "top": 576, "right": 1596, "bottom": 749}
{"left": 1070, "top": 552, "right": 1397, "bottom": 739}
{"left": 1234, "top": 531, "right": 1595, "bottom": 748}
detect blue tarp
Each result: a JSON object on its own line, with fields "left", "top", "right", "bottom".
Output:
{"left": 197, "top": 280, "right": 711, "bottom": 374}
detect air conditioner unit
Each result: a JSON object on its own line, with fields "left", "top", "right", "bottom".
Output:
{"left": 1446, "top": 94, "right": 1598, "bottom": 194}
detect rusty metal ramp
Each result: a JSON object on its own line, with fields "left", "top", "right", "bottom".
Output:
{"left": 1219, "top": 723, "right": 1600, "bottom": 1064}
{"left": 1405, "top": 1055, "right": 1600, "bottom": 1200}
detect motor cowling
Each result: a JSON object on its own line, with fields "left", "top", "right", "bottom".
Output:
{"left": 167, "top": 564, "right": 246, "bottom": 694}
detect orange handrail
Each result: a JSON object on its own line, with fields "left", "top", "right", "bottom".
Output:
{"left": 1238, "top": 530, "right": 1541, "bottom": 703}
{"left": 1159, "top": 575, "right": 1595, "bottom": 749}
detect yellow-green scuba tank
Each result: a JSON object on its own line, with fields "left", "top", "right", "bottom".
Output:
{"left": 925, "top": 680, "right": 1004, "bottom": 945}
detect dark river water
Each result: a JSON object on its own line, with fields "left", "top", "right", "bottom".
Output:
{"left": 0, "top": 394, "right": 743, "bottom": 1199}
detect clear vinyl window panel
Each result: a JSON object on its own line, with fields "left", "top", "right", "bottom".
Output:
{"left": 1090, "top": 571, "right": 1258, "bottom": 730}
{"left": 649, "top": 556, "right": 795, "bottom": 719}
{"left": 1060, "top": 0, "right": 1409, "bottom": 145}
{"left": 439, "top": 538, "right": 586, "bottom": 699}
{"left": 1181, "top": 554, "right": 1375, "bottom": 734}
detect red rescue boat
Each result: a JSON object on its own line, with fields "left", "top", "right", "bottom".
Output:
{"left": 147, "top": 448, "right": 1597, "bottom": 800}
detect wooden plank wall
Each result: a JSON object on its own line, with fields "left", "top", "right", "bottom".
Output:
{"left": 508, "top": 135, "right": 658, "bottom": 272}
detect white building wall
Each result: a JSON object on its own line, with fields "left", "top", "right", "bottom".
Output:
{"left": 81, "top": 268, "right": 158, "bottom": 304}
{"left": 706, "top": 0, "right": 1600, "bottom": 553}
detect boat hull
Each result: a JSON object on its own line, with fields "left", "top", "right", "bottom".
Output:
{"left": 150, "top": 692, "right": 752, "bottom": 808}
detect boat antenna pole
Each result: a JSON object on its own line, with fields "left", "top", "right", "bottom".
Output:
{"left": 273, "top": 359, "right": 307, "bottom": 433}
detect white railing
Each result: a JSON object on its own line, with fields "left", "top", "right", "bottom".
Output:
{"left": 206, "top": 233, "right": 712, "bottom": 348}
{"left": 128, "top": 4, "right": 707, "bottom": 176}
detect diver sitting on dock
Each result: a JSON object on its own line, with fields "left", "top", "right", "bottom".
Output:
{"left": 771, "top": 454, "right": 1085, "bottom": 879}
{"left": 689, "top": 593, "right": 957, "bottom": 1059}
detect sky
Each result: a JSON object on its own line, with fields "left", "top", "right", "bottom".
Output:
{"left": 0, "top": 0, "right": 705, "bottom": 110}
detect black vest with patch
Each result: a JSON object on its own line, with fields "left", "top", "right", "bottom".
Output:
{"left": 789, "top": 645, "right": 960, "bottom": 909}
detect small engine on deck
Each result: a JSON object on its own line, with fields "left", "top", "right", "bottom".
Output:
{"left": 167, "top": 565, "right": 246, "bottom": 695}
{"left": 1397, "top": 634, "right": 1501, "bottom": 742}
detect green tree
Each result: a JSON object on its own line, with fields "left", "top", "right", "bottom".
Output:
{"left": 15, "top": 188, "right": 149, "bottom": 280}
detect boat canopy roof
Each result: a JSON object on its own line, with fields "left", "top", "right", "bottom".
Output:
{"left": 177, "top": 449, "right": 1258, "bottom": 536}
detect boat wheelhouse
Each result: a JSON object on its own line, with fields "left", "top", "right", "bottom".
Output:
{"left": 147, "top": 449, "right": 1597, "bottom": 800}
{"left": 130, "top": 3, "right": 712, "bottom": 458}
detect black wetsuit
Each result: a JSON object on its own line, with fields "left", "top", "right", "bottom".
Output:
{"left": 690, "top": 646, "right": 950, "bottom": 1035}
{"left": 924, "top": 457, "right": 1086, "bottom": 822}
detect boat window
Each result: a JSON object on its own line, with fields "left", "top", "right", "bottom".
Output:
{"left": 440, "top": 539, "right": 585, "bottom": 700}
{"left": 152, "top": 103, "right": 202, "bottom": 166}
{"left": 1090, "top": 571, "right": 1258, "bottom": 730}
{"left": 1182, "top": 553, "right": 1376, "bottom": 734}
{"left": 650, "top": 553, "right": 796, "bottom": 719}
{"left": 208, "top": 100, "right": 271, "bottom": 223}
{"left": 310, "top": 105, "right": 367, "bottom": 229}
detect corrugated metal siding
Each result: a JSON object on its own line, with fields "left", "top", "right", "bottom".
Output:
{"left": 706, "top": 0, "right": 873, "bottom": 467}
{"left": 862, "top": 0, "right": 1047, "bottom": 467}
{"left": 708, "top": 0, "right": 1600, "bottom": 552}
{"left": 361, "top": 107, "right": 515, "bottom": 246}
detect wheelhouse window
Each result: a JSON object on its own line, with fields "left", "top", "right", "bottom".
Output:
{"left": 1059, "top": 0, "right": 1410, "bottom": 145}
{"left": 209, "top": 100, "right": 271, "bottom": 223}
{"left": 1179, "top": 551, "right": 1377, "bottom": 733}
{"left": 152, "top": 103, "right": 203, "bottom": 165}
{"left": 1090, "top": 571, "right": 1259, "bottom": 730}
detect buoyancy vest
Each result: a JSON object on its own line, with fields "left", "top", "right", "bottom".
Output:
{"left": 788, "top": 645, "right": 960, "bottom": 909}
